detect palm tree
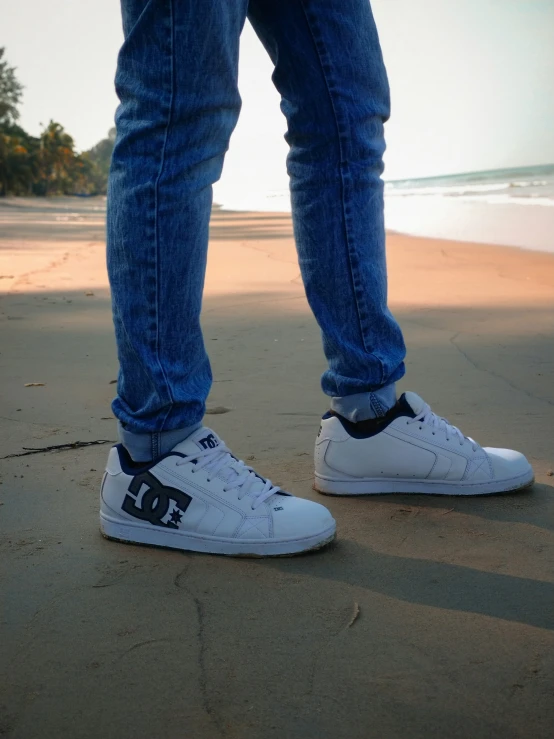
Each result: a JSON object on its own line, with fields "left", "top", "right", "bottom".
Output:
{"left": 0, "top": 124, "right": 38, "bottom": 195}
{"left": 37, "top": 121, "right": 78, "bottom": 195}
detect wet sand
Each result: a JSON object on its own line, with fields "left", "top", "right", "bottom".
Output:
{"left": 1, "top": 197, "right": 554, "bottom": 739}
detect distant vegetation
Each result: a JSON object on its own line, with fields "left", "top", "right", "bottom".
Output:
{"left": 0, "top": 47, "right": 114, "bottom": 196}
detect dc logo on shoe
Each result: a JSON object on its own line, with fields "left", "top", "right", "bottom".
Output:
{"left": 198, "top": 433, "right": 218, "bottom": 449}
{"left": 122, "top": 471, "right": 192, "bottom": 529}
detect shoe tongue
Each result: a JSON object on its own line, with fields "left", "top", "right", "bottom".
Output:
{"left": 399, "top": 391, "right": 426, "bottom": 415}
{"left": 173, "top": 427, "right": 223, "bottom": 456}
{"left": 172, "top": 426, "right": 284, "bottom": 501}
{"left": 172, "top": 427, "right": 264, "bottom": 493}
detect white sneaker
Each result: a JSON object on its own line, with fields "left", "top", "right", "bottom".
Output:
{"left": 100, "top": 426, "right": 336, "bottom": 556}
{"left": 314, "top": 392, "right": 534, "bottom": 496}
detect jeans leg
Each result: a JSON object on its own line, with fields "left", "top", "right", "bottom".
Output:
{"left": 249, "top": 0, "right": 406, "bottom": 420}
{"left": 108, "top": 0, "right": 248, "bottom": 454}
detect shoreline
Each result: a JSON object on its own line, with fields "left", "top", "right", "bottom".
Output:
{"left": 213, "top": 195, "right": 554, "bottom": 254}
{"left": 2, "top": 193, "right": 553, "bottom": 254}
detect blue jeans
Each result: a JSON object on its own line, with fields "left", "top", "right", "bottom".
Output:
{"left": 108, "top": 0, "right": 406, "bottom": 461}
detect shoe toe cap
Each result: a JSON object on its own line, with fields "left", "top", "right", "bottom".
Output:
{"left": 271, "top": 496, "right": 336, "bottom": 540}
{"left": 484, "top": 447, "right": 533, "bottom": 482}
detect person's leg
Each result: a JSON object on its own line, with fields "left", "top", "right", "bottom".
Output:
{"left": 102, "top": 0, "right": 337, "bottom": 555}
{"left": 107, "top": 0, "right": 249, "bottom": 460}
{"left": 247, "top": 1, "right": 533, "bottom": 498}
{"left": 248, "top": 0, "right": 406, "bottom": 422}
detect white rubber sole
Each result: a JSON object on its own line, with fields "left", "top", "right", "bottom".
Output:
{"left": 314, "top": 468, "right": 535, "bottom": 496}
{"left": 100, "top": 513, "right": 336, "bottom": 557}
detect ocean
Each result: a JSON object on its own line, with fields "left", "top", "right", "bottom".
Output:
{"left": 215, "top": 163, "right": 554, "bottom": 253}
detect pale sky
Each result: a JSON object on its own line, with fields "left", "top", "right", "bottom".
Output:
{"left": 3, "top": 0, "right": 554, "bottom": 189}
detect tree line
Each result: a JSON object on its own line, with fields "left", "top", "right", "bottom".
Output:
{"left": 0, "top": 47, "right": 114, "bottom": 197}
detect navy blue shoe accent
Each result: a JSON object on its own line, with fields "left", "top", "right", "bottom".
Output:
{"left": 325, "top": 393, "right": 416, "bottom": 440}
{"left": 115, "top": 443, "right": 187, "bottom": 476}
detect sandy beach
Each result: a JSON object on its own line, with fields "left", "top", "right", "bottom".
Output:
{"left": 1, "top": 197, "right": 553, "bottom": 738}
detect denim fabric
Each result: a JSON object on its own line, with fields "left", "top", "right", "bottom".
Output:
{"left": 118, "top": 421, "right": 202, "bottom": 463}
{"left": 108, "top": 0, "right": 406, "bottom": 459}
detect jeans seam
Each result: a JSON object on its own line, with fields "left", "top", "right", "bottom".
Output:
{"left": 151, "top": 433, "right": 160, "bottom": 461}
{"left": 297, "top": 0, "right": 385, "bottom": 385}
{"left": 152, "top": 0, "right": 177, "bottom": 433}
{"left": 369, "top": 392, "right": 385, "bottom": 417}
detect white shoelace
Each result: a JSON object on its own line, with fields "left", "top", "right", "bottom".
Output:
{"left": 175, "top": 443, "right": 281, "bottom": 511}
{"left": 407, "top": 402, "right": 478, "bottom": 451}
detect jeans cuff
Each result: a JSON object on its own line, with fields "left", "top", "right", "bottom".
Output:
{"left": 330, "top": 383, "right": 397, "bottom": 422}
{"left": 118, "top": 421, "right": 202, "bottom": 462}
